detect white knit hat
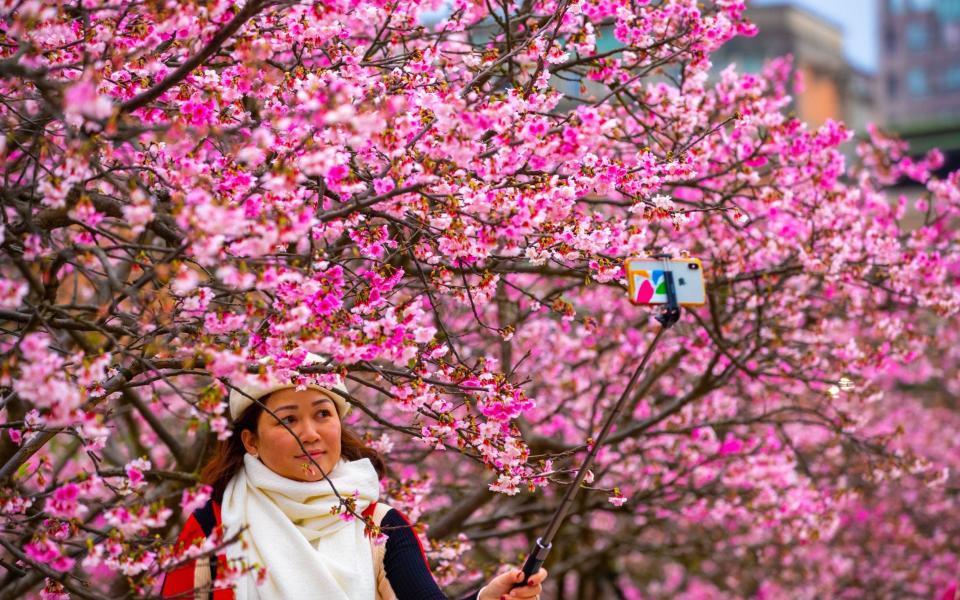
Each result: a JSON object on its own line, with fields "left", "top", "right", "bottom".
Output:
{"left": 228, "top": 353, "right": 350, "bottom": 420}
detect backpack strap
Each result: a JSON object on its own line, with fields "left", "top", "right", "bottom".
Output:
{"left": 367, "top": 502, "right": 397, "bottom": 600}
{"left": 373, "top": 502, "right": 391, "bottom": 525}
{"left": 192, "top": 500, "right": 219, "bottom": 597}
{"left": 363, "top": 501, "right": 392, "bottom": 535}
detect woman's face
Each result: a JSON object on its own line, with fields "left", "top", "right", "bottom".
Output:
{"left": 240, "top": 388, "right": 342, "bottom": 482}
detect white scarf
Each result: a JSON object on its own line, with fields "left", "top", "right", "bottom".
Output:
{"left": 221, "top": 454, "right": 380, "bottom": 600}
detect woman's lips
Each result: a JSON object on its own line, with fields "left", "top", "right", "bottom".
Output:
{"left": 296, "top": 450, "right": 325, "bottom": 458}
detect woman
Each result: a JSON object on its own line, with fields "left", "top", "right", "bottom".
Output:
{"left": 162, "top": 356, "right": 546, "bottom": 600}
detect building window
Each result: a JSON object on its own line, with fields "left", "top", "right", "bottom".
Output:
{"left": 885, "top": 27, "right": 897, "bottom": 51}
{"left": 943, "top": 66, "right": 960, "bottom": 91}
{"left": 907, "top": 68, "right": 928, "bottom": 95}
{"left": 888, "top": 74, "right": 900, "bottom": 97}
{"left": 906, "top": 22, "right": 929, "bottom": 49}
{"left": 944, "top": 21, "right": 960, "bottom": 47}
{"left": 939, "top": 0, "right": 960, "bottom": 20}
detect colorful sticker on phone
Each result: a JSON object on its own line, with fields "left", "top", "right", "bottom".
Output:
{"left": 632, "top": 269, "right": 667, "bottom": 304}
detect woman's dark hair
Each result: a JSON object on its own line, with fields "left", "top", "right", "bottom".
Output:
{"left": 200, "top": 393, "right": 385, "bottom": 503}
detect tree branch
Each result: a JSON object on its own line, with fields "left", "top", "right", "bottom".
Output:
{"left": 119, "top": 0, "right": 268, "bottom": 114}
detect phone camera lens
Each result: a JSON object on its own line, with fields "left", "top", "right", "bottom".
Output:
{"left": 688, "top": 263, "right": 699, "bottom": 270}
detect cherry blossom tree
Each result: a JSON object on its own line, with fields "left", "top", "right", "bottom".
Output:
{"left": 0, "top": 0, "right": 958, "bottom": 598}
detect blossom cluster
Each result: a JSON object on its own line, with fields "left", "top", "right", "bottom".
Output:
{"left": 0, "top": 0, "right": 957, "bottom": 597}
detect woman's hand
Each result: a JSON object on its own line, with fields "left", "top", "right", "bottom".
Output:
{"left": 477, "top": 568, "right": 548, "bottom": 600}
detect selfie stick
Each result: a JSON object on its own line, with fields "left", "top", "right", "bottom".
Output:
{"left": 515, "top": 254, "right": 682, "bottom": 585}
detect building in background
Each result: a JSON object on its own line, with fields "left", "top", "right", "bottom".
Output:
{"left": 880, "top": 0, "right": 960, "bottom": 125}
{"left": 878, "top": 0, "right": 960, "bottom": 174}
{"left": 711, "top": 4, "right": 877, "bottom": 130}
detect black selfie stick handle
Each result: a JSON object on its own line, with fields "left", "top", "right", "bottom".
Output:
{"left": 517, "top": 538, "right": 551, "bottom": 584}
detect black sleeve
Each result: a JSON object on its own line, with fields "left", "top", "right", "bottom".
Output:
{"left": 380, "top": 509, "right": 447, "bottom": 600}
{"left": 381, "top": 509, "right": 482, "bottom": 600}
{"left": 381, "top": 508, "right": 447, "bottom": 599}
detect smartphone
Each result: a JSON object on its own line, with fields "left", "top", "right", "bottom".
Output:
{"left": 626, "top": 257, "right": 707, "bottom": 307}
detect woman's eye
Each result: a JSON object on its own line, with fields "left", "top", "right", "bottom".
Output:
{"left": 316, "top": 410, "right": 332, "bottom": 418}
{"left": 280, "top": 416, "right": 297, "bottom": 424}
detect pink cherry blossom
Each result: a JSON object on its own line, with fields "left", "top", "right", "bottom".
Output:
{"left": 0, "top": 0, "right": 958, "bottom": 597}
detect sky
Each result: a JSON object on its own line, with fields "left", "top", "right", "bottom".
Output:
{"left": 753, "top": 0, "right": 879, "bottom": 72}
